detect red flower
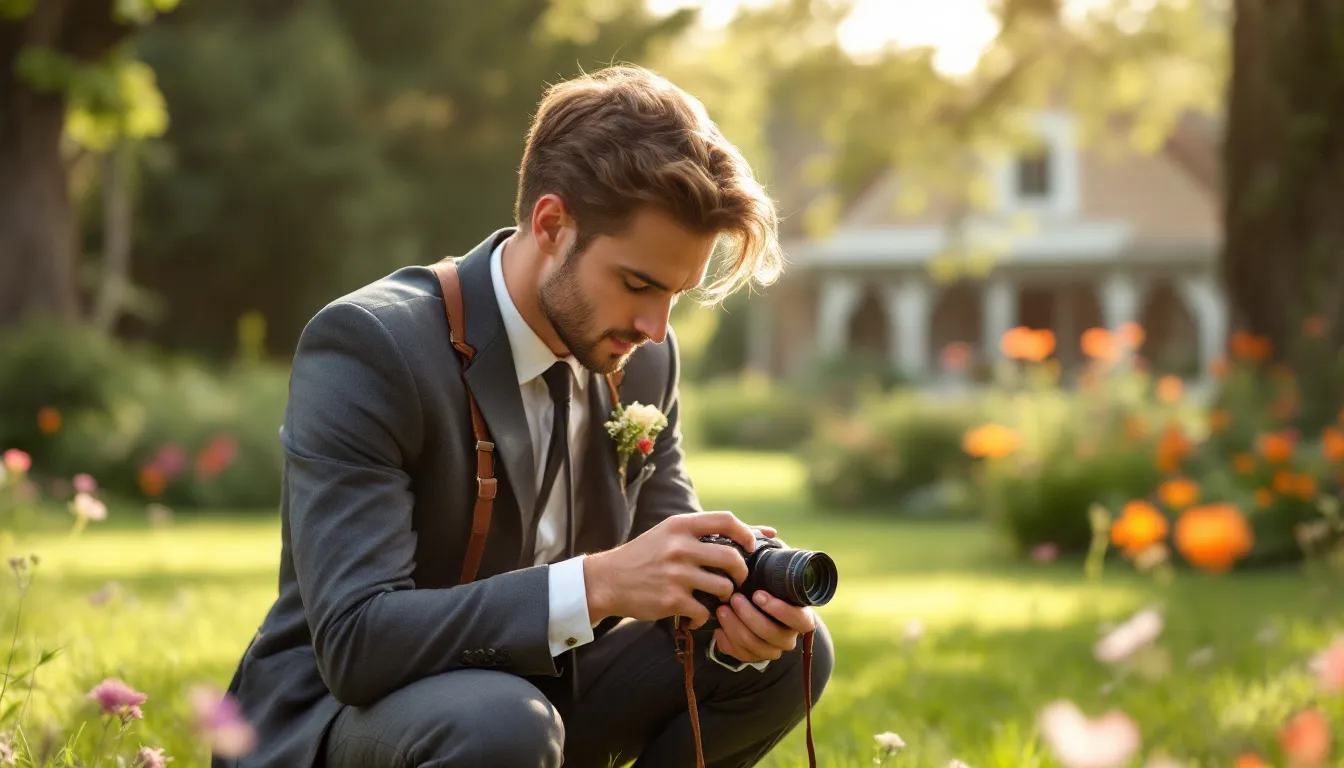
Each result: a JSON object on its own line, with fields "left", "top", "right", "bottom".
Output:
{"left": 637, "top": 438, "right": 654, "bottom": 455}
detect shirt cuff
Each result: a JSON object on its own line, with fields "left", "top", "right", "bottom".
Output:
{"left": 708, "top": 636, "right": 770, "bottom": 672}
{"left": 547, "top": 555, "right": 596, "bottom": 657}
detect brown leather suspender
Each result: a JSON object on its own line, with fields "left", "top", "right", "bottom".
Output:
{"left": 430, "top": 257, "right": 817, "bottom": 767}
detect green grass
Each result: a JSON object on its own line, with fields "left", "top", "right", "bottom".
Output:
{"left": 1, "top": 451, "right": 1341, "bottom": 767}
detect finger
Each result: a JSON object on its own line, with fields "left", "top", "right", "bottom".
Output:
{"left": 685, "top": 565, "right": 737, "bottom": 604}
{"left": 688, "top": 540, "right": 750, "bottom": 586}
{"left": 713, "top": 627, "right": 753, "bottom": 663}
{"left": 752, "top": 525, "right": 777, "bottom": 538}
{"left": 679, "top": 600, "right": 712, "bottom": 630}
{"left": 680, "top": 511, "right": 757, "bottom": 552}
{"left": 730, "top": 592, "right": 796, "bottom": 651}
{"left": 717, "top": 602, "right": 780, "bottom": 662}
{"left": 751, "top": 590, "right": 817, "bottom": 635}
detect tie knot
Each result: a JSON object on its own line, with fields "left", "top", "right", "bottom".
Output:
{"left": 541, "top": 361, "right": 571, "bottom": 405}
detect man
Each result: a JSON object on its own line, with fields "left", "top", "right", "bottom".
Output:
{"left": 219, "top": 64, "right": 834, "bottom": 768}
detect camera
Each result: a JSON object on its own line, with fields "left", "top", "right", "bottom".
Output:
{"left": 692, "top": 531, "right": 838, "bottom": 631}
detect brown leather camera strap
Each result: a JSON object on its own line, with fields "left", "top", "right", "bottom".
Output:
{"left": 431, "top": 258, "right": 497, "bottom": 585}
{"left": 434, "top": 255, "right": 817, "bottom": 766}
{"left": 674, "top": 617, "right": 817, "bottom": 768}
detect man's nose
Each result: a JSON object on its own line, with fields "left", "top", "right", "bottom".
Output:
{"left": 633, "top": 309, "right": 669, "bottom": 345}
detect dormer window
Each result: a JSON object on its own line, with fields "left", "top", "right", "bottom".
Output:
{"left": 994, "top": 109, "right": 1079, "bottom": 217}
{"left": 1016, "top": 144, "right": 1052, "bottom": 198}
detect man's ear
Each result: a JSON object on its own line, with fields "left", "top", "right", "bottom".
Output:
{"left": 530, "top": 194, "right": 574, "bottom": 258}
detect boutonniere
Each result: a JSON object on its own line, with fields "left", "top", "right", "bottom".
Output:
{"left": 604, "top": 402, "right": 668, "bottom": 483}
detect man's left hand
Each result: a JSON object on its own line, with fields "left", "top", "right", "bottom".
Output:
{"left": 711, "top": 524, "right": 818, "bottom": 664}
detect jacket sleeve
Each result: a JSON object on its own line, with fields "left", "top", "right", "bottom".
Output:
{"left": 282, "top": 300, "right": 556, "bottom": 707}
{"left": 627, "top": 327, "right": 703, "bottom": 540}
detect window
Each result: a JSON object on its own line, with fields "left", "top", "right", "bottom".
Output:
{"left": 1016, "top": 145, "right": 1052, "bottom": 198}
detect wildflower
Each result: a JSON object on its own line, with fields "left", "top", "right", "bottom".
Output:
{"left": 37, "top": 406, "right": 61, "bottom": 434}
{"left": 73, "top": 473, "right": 97, "bottom": 494}
{"left": 2, "top": 449, "right": 30, "bottom": 475}
{"left": 874, "top": 731, "right": 905, "bottom": 757}
{"left": 1110, "top": 501, "right": 1169, "bottom": 557}
{"left": 1117, "top": 322, "right": 1145, "bottom": 350}
{"left": 1293, "top": 473, "right": 1317, "bottom": 501}
{"left": 1001, "top": 326, "right": 1055, "bottom": 362}
{"left": 1038, "top": 700, "right": 1140, "bottom": 768}
{"left": 1258, "top": 431, "right": 1295, "bottom": 465}
{"left": 1232, "top": 453, "right": 1257, "bottom": 476}
{"left": 1030, "top": 543, "right": 1058, "bottom": 562}
{"left": 1157, "top": 479, "right": 1199, "bottom": 510}
{"left": 1230, "top": 330, "right": 1271, "bottom": 362}
{"left": 190, "top": 684, "right": 256, "bottom": 758}
{"left": 1279, "top": 708, "right": 1330, "bottom": 767}
{"left": 69, "top": 492, "right": 107, "bottom": 523}
{"left": 1081, "top": 328, "right": 1120, "bottom": 363}
{"left": 1156, "top": 376, "right": 1183, "bottom": 404}
{"left": 1323, "top": 427, "right": 1344, "bottom": 464}
{"left": 1133, "top": 543, "right": 1169, "bottom": 572}
{"left": 962, "top": 424, "right": 1020, "bottom": 459}
{"left": 134, "top": 746, "right": 169, "bottom": 768}
{"left": 1234, "top": 754, "right": 1268, "bottom": 768}
{"left": 1273, "top": 470, "right": 1297, "bottom": 496}
{"left": 1175, "top": 504, "right": 1254, "bottom": 573}
{"left": 1209, "top": 408, "right": 1231, "bottom": 432}
{"left": 1155, "top": 424, "right": 1192, "bottom": 474}
{"left": 139, "top": 465, "right": 167, "bottom": 497}
{"left": 1094, "top": 607, "right": 1163, "bottom": 664}
{"left": 87, "top": 678, "right": 147, "bottom": 719}
{"left": 1310, "top": 636, "right": 1344, "bottom": 693}
{"left": 904, "top": 619, "right": 924, "bottom": 645}
{"left": 1255, "top": 488, "right": 1274, "bottom": 509}
{"left": 940, "top": 342, "right": 972, "bottom": 372}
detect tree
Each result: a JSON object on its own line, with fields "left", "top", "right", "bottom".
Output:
{"left": 0, "top": 0, "right": 175, "bottom": 327}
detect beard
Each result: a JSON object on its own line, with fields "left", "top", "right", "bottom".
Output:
{"left": 538, "top": 242, "right": 644, "bottom": 374}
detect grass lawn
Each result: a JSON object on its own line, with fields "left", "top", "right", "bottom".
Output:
{"left": 2, "top": 450, "right": 1341, "bottom": 767}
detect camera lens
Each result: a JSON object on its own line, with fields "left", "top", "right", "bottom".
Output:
{"left": 754, "top": 548, "right": 838, "bottom": 608}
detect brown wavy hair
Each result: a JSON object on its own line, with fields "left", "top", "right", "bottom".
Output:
{"left": 515, "top": 64, "right": 783, "bottom": 304}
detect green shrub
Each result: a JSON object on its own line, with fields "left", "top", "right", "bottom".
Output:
{"left": 684, "top": 374, "right": 816, "bottom": 451}
{"left": 804, "top": 391, "right": 983, "bottom": 515}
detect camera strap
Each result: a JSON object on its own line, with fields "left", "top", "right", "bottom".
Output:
{"left": 435, "top": 256, "right": 817, "bottom": 766}
{"left": 674, "top": 616, "right": 818, "bottom": 768}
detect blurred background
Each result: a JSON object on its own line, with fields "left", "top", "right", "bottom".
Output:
{"left": 2, "top": 1, "right": 1343, "bottom": 766}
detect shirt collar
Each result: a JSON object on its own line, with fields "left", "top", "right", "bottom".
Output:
{"left": 490, "top": 236, "right": 587, "bottom": 390}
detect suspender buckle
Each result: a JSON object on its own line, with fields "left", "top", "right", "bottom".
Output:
{"left": 476, "top": 440, "right": 494, "bottom": 453}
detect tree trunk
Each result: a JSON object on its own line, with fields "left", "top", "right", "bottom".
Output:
{"left": 1222, "top": 0, "right": 1344, "bottom": 429}
{"left": 0, "top": 3, "right": 80, "bottom": 327}
{"left": 1222, "top": 0, "right": 1344, "bottom": 356}
{"left": 93, "top": 141, "right": 132, "bottom": 332}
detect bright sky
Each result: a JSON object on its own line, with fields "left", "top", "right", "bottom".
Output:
{"left": 647, "top": 0, "right": 1105, "bottom": 76}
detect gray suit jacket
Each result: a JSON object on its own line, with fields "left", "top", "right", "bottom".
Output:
{"left": 218, "top": 228, "right": 703, "bottom": 768}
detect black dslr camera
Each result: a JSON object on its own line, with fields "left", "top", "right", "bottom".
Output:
{"left": 692, "top": 531, "right": 838, "bottom": 631}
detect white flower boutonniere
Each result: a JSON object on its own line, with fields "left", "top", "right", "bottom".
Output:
{"left": 604, "top": 401, "right": 668, "bottom": 482}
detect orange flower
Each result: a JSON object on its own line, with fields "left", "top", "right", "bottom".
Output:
{"left": 1273, "top": 392, "right": 1301, "bottom": 421}
{"left": 1158, "top": 478, "right": 1200, "bottom": 509}
{"left": 37, "top": 406, "right": 61, "bottom": 435}
{"left": 1255, "top": 488, "right": 1274, "bottom": 509}
{"left": 1323, "top": 427, "right": 1344, "bottom": 463}
{"left": 1273, "top": 470, "right": 1298, "bottom": 496}
{"left": 1001, "top": 327, "right": 1055, "bottom": 362}
{"left": 963, "top": 424, "right": 1020, "bottom": 459}
{"left": 1230, "top": 330, "right": 1272, "bottom": 362}
{"left": 1175, "top": 503, "right": 1254, "bottom": 573}
{"left": 1303, "top": 315, "right": 1327, "bottom": 338}
{"left": 1155, "top": 375, "right": 1183, "bottom": 404}
{"left": 1232, "top": 453, "right": 1257, "bottom": 476}
{"left": 939, "top": 342, "right": 971, "bottom": 372}
{"left": 1279, "top": 708, "right": 1330, "bottom": 768}
{"left": 1155, "top": 423, "right": 1192, "bottom": 474}
{"left": 1234, "top": 754, "right": 1268, "bottom": 768}
{"left": 1117, "top": 321, "right": 1145, "bottom": 350}
{"left": 139, "top": 465, "right": 167, "bottom": 498}
{"left": 1124, "top": 415, "right": 1150, "bottom": 440}
{"left": 1209, "top": 408, "right": 1232, "bottom": 433}
{"left": 1081, "top": 328, "right": 1119, "bottom": 363}
{"left": 1258, "top": 431, "right": 1296, "bottom": 465}
{"left": 1294, "top": 473, "right": 1317, "bottom": 502}
{"left": 1111, "top": 501, "right": 1170, "bottom": 556}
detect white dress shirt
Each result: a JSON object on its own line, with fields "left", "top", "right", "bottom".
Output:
{"left": 490, "top": 238, "right": 767, "bottom": 671}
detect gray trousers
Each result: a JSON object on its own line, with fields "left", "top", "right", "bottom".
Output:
{"left": 319, "top": 617, "right": 834, "bottom": 767}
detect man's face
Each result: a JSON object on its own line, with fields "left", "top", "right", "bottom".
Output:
{"left": 539, "top": 207, "right": 716, "bottom": 374}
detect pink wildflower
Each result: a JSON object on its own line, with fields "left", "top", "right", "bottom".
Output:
{"left": 1039, "top": 699, "right": 1140, "bottom": 768}
{"left": 1311, "top": 635, "right": 1344, "bottom": 693}
{"left": 134, "top": 746, "right": 168, "bottom": 768}
{"left": 87, "top": 678, "right": 147, "bottom": 719}
{"left": 190, "top": 684, "right": 256, "bottom": 758}
{"left": 70, "top": 492, "right": 107, "bottom": 522}
{"left": 1030, "top": 543, "right": 1059, "bottom": 562}
{"left": 2, "top": 449, "right": 30, "bottom": 475}
{"left": 1094, "top": 608, "right": 1163, "bottom": 664}
{"left": 73, "top": 473, "right": 98, "bottom": 494}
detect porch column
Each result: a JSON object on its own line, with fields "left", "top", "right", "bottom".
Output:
{"left": 744, "top": 293, "right": 772, "bottom": 375}
{"left": 816, "top": 276, "right": 862, "bottom": 359}
{"left": 1100, "top": 272, "right": 1141, "bottom": 330}
{"left": 983, "top": 277, "right": 1018, "bottom": 361}
{"left": 1177, "top": 272, "right": 1228, "bottom": 380}
{"left": 885, "top": 278, "right": 932, "bottom": 379}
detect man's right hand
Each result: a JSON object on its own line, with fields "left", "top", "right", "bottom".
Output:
{"left": 583, "top": 511, "right": 758, "bottom": 629}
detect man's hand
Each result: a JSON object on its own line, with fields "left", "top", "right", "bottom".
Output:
{"left": 583, "top": 511, "right": 759, "bottom": 629}
{"left": 711, "top": 588, "right": 818, "bottom": 664}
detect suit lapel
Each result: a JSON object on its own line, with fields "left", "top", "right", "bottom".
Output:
{"left": 576, "top": 371, "right": 629, "bottom": 554}
{"left": 453, "top": 231, "right": 539, "bottom": 534}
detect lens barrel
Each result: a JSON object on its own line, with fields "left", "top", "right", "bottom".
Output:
{"left": 754, "top": 547, "right": 838, "bottom": 607}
